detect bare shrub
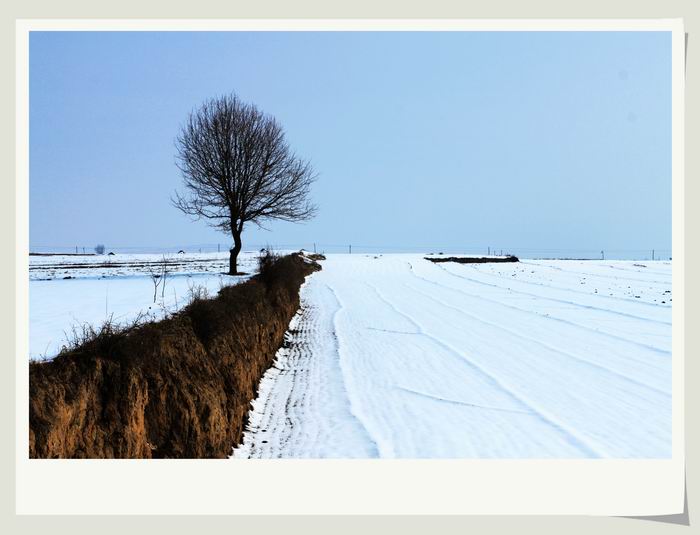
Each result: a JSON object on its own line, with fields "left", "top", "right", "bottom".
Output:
{"left": 146, "top": 264, "right": 163, "bottom": 303}
{"left": 57, "top": 312, "right": 148, "bottom": 359}
{"left": 160, "top": 255, "right": 173, "bottom": 299}
{"left": 186, "top": 280, "right": 210, "bottom": 305}
{"left": 257, "top": 248, "right": 281, "bottom": 285}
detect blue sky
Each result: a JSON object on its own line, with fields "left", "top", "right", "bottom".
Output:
{"left": 29, "top": 31, "right": 672, "bottom": 255}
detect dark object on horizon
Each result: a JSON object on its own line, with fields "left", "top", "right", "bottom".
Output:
{"left": 108, "top": 252, "right": 115, "bottom": 256}
{"left": 94, "top": 244, "right": 105, "bottom": 255}
{"left": 426, "top": 255, "right": 519, "bottom": 264}
{"left": 178, "top": 250, "right": 185, "bottom": 254}
{"left": 173, "top": 93, "right": 317, "bottom": 275}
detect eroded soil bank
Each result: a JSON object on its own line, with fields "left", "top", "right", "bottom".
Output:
{"left": 29, "top": 253, "right": 321, "bottom": 458}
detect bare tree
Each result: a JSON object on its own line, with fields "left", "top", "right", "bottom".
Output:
{"left": 146, "top": 263, "right": 163, "bottom": 304}
{"left": 144, "top": 256, "right": 174, "bottom": 304}
{"left": 159, "top": 255, "right": 172, "bottom": 299}
{"left": 94, "top": 244, "right": 105, "bottom": 255}
{"left": 173, "top": 93, "right": 318, "bottom": 275}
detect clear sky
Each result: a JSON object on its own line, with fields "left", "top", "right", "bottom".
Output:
{"left": 29, "top": 31, "right": 672, "bottom": 255}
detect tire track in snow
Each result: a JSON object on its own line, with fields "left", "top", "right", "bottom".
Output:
{"left": 403, "top": 281, "right": 669, "bottom": 398}
{"left": 364, "top": 281, "right": 603, "bottom": 458}
{"left": 325, "top": 283, "right": 383, "bottom": 457}
{"left": 232, "top": 307, "right": 308, "bottom": 457}
{"left": 519, "top": 261, "right": 671, "bottom": 284}
{"left": 232, "top": 282, "right": 379, "bottom": 458}
{"left": 437, "top": 263, "right": 671, "bottom": 326}
{"left": 602, "top": 264, "right": 672, "bottom": 277}
{"left": 407, "top": 262, "right": 671, "bottom": 357}
{"left": 465, "top": 264, "right": 671, "bottom": 310}
{"left": 395, "top": 386, "right": 534, "bottom": 415}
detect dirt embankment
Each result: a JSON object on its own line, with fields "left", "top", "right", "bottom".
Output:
{"left": 425, "top": 255, "right": 519, "bottom": 264}
{"left": 29, "top": 253, "right": 321, "bottom": 458}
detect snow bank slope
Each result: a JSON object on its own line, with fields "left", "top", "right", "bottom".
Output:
{"left": 234, "top": 255, "right": 671, "bottom": 458}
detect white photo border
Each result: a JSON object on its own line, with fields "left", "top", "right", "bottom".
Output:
{"left": 15, "top": 18, "right": 685, "bottom": 516}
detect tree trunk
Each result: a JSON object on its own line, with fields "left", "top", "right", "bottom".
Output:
{"left": 229, "top": 232, "right": 242, "bottom": 275}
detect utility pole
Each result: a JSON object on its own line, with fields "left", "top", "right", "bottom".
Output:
{"left": 313, "top": 243, "right": 316, "bottom": 253}
{"left": 601, "top": 250, "right": 605, "bottom": 260}
{"left": 488, "top": 246, "right": 490, "bottom": 255}
{"left": 349, "top": 244, "right": 352, "bottom": 254}
{"left": 75, "top": 246, "right": 78, "bottom": 254}
{"left": 652, "top": 249, "right": 655, "bottom": 261}
{"left": 218, "top": 243, "right": 220, "bottom": 253}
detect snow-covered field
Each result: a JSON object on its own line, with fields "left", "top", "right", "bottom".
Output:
{"left": 29, "top": 251, "right": 673, "bottom": 457}
{"left": 233, "top": 254, "right": 672, "bottom": 459}
{"left": 29, "top": 251, "right": 260, "bottom": 359}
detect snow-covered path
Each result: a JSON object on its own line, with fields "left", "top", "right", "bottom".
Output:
{"left": 233, "top": 255, "right": 672, "bottom": 459}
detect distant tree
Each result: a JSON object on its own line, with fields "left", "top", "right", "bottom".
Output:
{"left": 173, "top": 93, "right": 317, "bottom": 275}
{"left": 94, "top": 244, "right": 105, "bottom": 255}
{"left": 160, "top": 255, "right": 172, "bottom": 299}
{"left": 146, "top": 263, "right": 162, "bottom": 304}
{"left": 143, "top": 256, "right": 174, "bottom": 304}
